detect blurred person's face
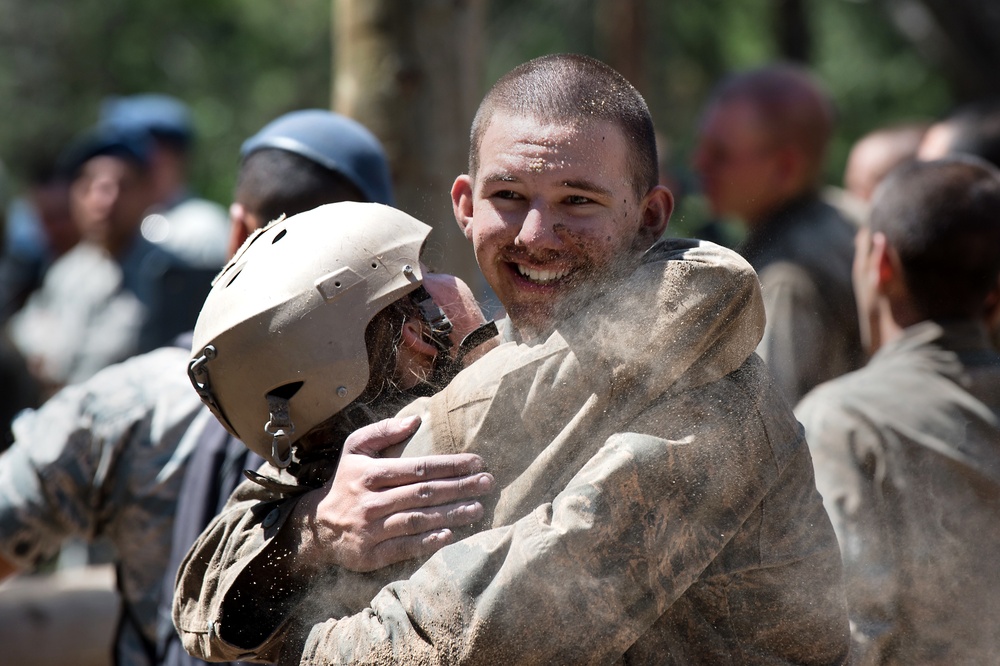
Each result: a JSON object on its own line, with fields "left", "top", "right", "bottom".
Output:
{"left": 916, "top": 122, "right": 957, "bottom": 161}
{"left": 693, "top": 99, "right": 787, "bottom": 226}
{"left": 452, "top": 113, "right": 671, "bottom": 340}
{"left": 70, "top": 155, "right": 151, "bottom": 255}
{"left": 30, "top": 180, "right": 78, "bottom": 257}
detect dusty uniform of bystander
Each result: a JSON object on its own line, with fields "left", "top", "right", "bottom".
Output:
{"left": 797, "top": 321, "right": 1000, "bottom": 663}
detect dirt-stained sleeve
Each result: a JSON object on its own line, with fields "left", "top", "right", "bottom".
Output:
{"left": 172, "top": 471, "right": 301, "bottom": 663}
{"left": 289, "top": 371, "right": 844, "bottom": 665}
{"left": 796, "top": 389, "right": 898, "bottom": 664}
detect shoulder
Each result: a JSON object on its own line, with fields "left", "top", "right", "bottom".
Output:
{"left": 794, "top": 368, "right": 886, "bottom": 455}
{"left": 11, "top": 346, "right": 196, "bottom": 454}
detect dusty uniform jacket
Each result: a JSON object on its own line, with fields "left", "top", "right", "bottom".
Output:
{"left": 738, "top": 195, "right": 862, "bottom": 405}
{"left": 0, "top": 345, "right": 208, "bottom": 665}
{"left": 796, "top": 320, "right": 1000, "bottom": 665}
{"left": 174, "top": 240, "right": 849, "bottom": 665}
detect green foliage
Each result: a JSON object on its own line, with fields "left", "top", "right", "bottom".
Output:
{"left": 0, "top": 0, "right": 956, "bottom": 220}
{"left": 482, "top": 0, "right": 954, "bottom": 237}
{"left": 0, "top": 0, "right": 331, "bottom": 204}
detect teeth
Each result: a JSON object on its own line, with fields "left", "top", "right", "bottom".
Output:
{"left": 516, "top": 264, "right": 571, "bottom": 283}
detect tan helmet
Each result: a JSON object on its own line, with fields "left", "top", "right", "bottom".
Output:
{"left": 189, "top": 201, "right": 430, "bottom": 467}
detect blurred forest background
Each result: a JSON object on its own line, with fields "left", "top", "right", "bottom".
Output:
{"left": 1, "top": 0, "right": 998, "bottom": 285}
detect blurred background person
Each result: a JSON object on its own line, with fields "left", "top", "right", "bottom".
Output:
{"left": 100, "top": 93, "right": 229, "bottom": 270}
{"left": 796, "top": 157, "right": 1000, "bottom": 664}
{"left": 693, "top": 63, "right": 862, "bottom": 404}
{"left": 6, "top": 126, "right": 167, "bottom": 396}
{"left": 0, "top": 158, "right": 79, "bottom": 324}
{"left": 917, "top": 99, "right": 1000, "bottom": 346}
{"left": 843, "top": 121, "right": 930, "bottom": 208}
{"left": 917, "top": 99, "right": 1000, "bottom": 167}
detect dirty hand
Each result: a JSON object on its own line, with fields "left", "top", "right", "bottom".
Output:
{"left": 291, "top": 415, "right": 495, "bottom": 573}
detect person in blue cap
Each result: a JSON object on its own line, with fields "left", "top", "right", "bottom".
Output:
{"left": 101, "top": 94, "right": 230, "bottom": 270}
{"left": 6, "top": 124, "right": 169, "bottom": 395}
{"left": 0, "top": 109, "right": 491, "bottom": 666}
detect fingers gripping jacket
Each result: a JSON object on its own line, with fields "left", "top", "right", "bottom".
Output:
{"left": 188, "top": 202, "right": 430, "bottom": 467}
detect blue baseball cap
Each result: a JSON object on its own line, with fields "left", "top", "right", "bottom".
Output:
{"left": 59, "top": 124, "right": 152, "bottom": 177}
{"left": 240, "top": 110, "right": 394, "bottom": 206}
{"left": 100, "top": 93, "right": 194, "bottom": 146}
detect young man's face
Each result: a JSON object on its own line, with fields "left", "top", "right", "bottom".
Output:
{"left": 453, "top": 112, "right": 671, "bottom": 339}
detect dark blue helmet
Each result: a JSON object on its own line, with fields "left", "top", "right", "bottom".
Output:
{"left": 100, "top": 94, "right": 194, "bottom": 147}
{"left": 59, "top": 124, "right": 152, "bottom": 177}
{"left": 241, "top": 110, "right": 394, "bottom": 206}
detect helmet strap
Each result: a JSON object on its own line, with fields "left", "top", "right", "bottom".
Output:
{"left": 406, "top": 286, "right": 499, "bottom": 393}
{"left": 265, "top": 393, "right": 297, "bottom": 468}
{"left": 408, "top": 285, "right": 454, "bottom": 353}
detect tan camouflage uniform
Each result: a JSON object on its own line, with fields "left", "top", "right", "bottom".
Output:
{"left": 796, "top": 319, "right": 1000, "bottom": 665}
{"left": 0, "top": 345, "right": 207, "bottom": 665}
{"left": 174, "top": 240, "right": 850, "bottom": 665}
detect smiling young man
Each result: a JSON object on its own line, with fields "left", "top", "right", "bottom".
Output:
{"left": 174, "top": 54, "right": 849, "bottom": 665}
{"left": 453, "top": 94, "right": 671, "bottom": 340}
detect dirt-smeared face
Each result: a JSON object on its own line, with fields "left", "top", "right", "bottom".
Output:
{"left": 456, "top": 113, "right": 664, "bottom": 340}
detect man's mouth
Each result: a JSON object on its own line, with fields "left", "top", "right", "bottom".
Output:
{"left": 514, "top": 263, "right": 573, "bottom": 284}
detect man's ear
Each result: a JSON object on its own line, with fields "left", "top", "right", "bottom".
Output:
{"left": 452, "top": 175, "right": 475, "bottom": 241}
{"left": 639, "top": 185, "right": 674, "bottom": 243}
{"left": 227, "top": 203, "right": 257, "bottom": 257}
{"left": 871, "top": 231, "right": 901, "bottom": 294}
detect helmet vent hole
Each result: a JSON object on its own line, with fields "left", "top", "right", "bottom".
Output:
{"left": 268, "top": 381, "right": 303, "bottom": 400}
{"left": 225, "top": 268, "right": 243, "bottom": 287}
{"left": 272, "top": 229, "right": 288, "bottom": 244}
{"left": 371, "top": 261, "right": 378, "bottom": 269}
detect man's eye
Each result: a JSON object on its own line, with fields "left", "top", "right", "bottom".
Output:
{"left": 493, "top": 190, "right": 522, "bottom": 200}
{"left": 565, "top": 195, "right": 593, "bottom": 205}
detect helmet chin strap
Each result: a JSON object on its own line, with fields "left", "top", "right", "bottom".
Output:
{"left": 407, "top": 285, "right": 499, "bottom": 393}
{"left": 265, "top": 393, "right": 296, "bottom": 468}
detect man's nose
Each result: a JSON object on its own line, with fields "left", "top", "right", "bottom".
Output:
{"left": 514, "top": 204, "right": 561, "bottom": 250}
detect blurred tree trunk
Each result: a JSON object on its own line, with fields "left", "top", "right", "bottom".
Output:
{"left": 774, "top": 0, "right": 810, "bottom": 63}
{"left": 595, "top": 0, "right": 647, "bottom": 94}
{"left": 331, "top": 0, "right": 488, "bottom": 299}
{"left": 886, "top": 0, "right": 1000, "bottom": 100}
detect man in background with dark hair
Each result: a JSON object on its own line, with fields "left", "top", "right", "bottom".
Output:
{"left": 796, "top": 157, "right": 1000, "bottom": 664}
{"left": 694, "top": 64, "right": 862, "bottom": 404}
{"left": 916, "top": 99, "right": 1000, "bottom": 347}
{"left": 918, "top": 99, "right": 1000, "bottom": 167}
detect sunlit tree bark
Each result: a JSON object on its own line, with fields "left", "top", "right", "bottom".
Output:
{"left": 332, "top": 0, "right": 488, "bottom": 300}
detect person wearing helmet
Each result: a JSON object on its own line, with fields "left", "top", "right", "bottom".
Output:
{"left": 100, "top": 93, "right": 231, "bottom": 270}
{"left": 0, "top": 110, "right": 491, "bottom": 666}
{"left": 187, "top": 202, "right": 488, "bottom": 473}
{"left": 175, "top": 204, "right": 771, "bottom": 662}
{"left": 175, "top": 55, "right": 848, "bottom": 665}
